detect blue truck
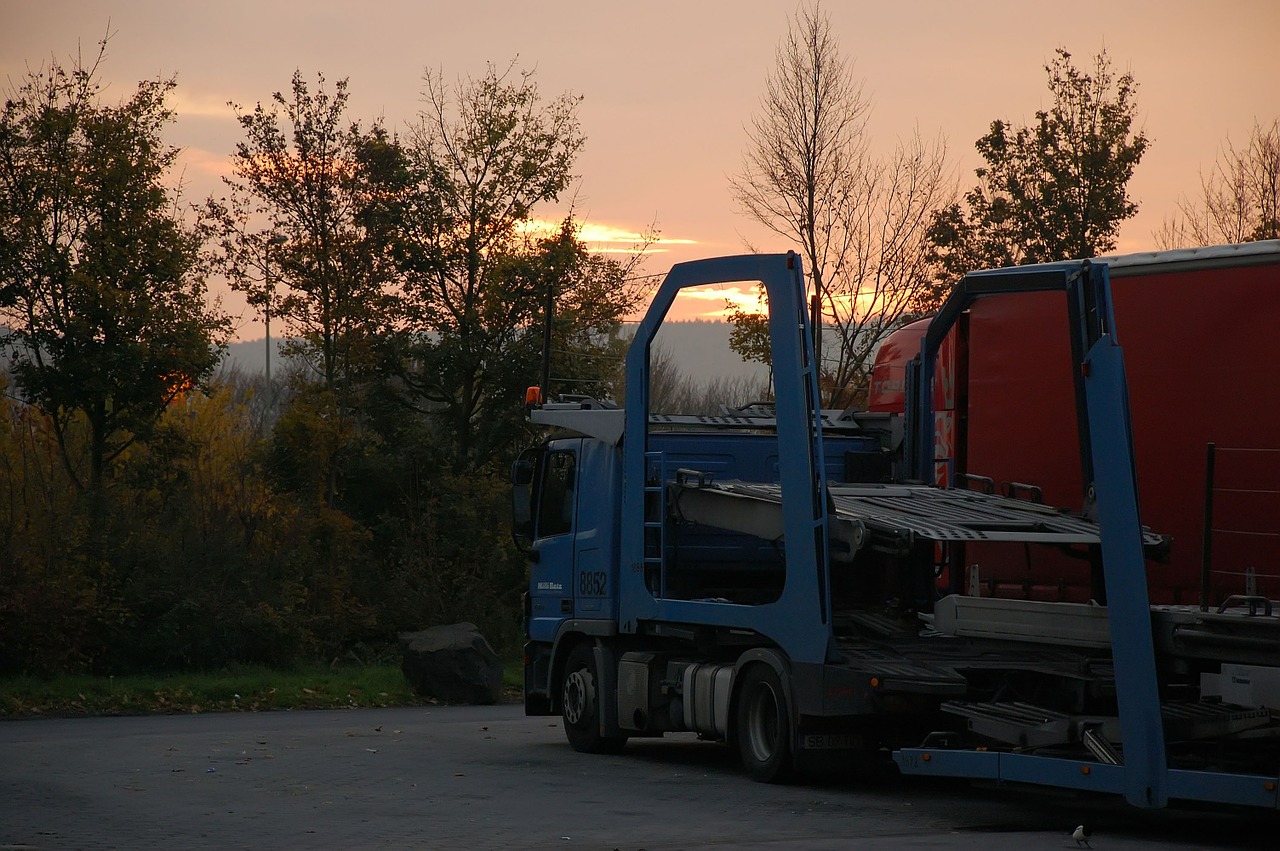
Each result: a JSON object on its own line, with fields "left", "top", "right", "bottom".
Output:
{"left": 513, "top": 252, "right": 1280, "bottom": 809}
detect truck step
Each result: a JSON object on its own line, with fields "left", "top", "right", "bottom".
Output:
{"left": 940, "top": 699, "right": 1275, "bottom": 752}
{"left": 844, "top": 655, "right": 970, "bottom": 695}
{"left": 925, "top": 595, "right": 1111, "bottom": 648}
{"left": 836, "top": 634, "right": 1113, "bottom": 700}
{"left": 940, "top": 700, "right": 1075, "bottom": 749}
{"left": 670, "top": 478, "right": 1167, "bottom": 552}
{"left": 833, "top": 609, "right": 914, "bottom": 638}
{"left": 1081, "top": 727, "right": 1123, "bottom": 765}
{"left": 1162, "top": 701, "right": 1273, "bottom": 741}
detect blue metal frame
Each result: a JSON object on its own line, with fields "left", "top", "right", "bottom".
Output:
{"left": 894, "top": 750, "right": 1280, "bottom": 809}
{"left": 895, "top": 260, "right": 1280, "bottom": 809}
{"left": 617, "top": 253, "right": 834, "bottom": 667}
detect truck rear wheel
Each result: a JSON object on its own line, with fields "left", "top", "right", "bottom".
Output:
{"left": 736, "top": 664, "right": 793, "bottom": 782}
{"left": 561, "top": 644, "right": 627, "bottom": 754}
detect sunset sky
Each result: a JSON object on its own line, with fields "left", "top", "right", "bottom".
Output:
{"left": 4, "top": 0, "right": 1277, "bottom": 339}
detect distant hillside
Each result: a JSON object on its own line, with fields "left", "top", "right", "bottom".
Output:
{"left": 642, "top": 320, "right": 769, "bottom": 385}
{"left": 220, "top": 338, "right": 275, "bottom": 376}
{"left": 221, "top": 321, "right": 770, "bottom": 388}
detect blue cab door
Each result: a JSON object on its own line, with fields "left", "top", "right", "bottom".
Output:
{"left": 526, "top": 439, "right": 580, "bottom": 643}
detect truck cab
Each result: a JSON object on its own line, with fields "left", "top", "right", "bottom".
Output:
{"left": 514, "top": 407, "right": 890, "bottom": 719}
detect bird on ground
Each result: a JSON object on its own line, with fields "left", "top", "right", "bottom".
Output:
{"left": 1073, "top": 823, "right": 1092, "bottom": 847}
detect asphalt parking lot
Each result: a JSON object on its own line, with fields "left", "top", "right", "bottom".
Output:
{"left": 3, "top": 704, "right": 1277, "bottom": 850}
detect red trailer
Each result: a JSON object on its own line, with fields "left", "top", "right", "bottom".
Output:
{"left": 869, "top": 241, "right": 1280, "bottom": 605}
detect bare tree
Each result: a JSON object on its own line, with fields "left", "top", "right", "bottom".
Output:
{"left": 646, "top": 344, "right": 770, "bottom": 416}
{"left": 1156, "top": 117, "right": 1280, "bottom": 248}
{"left": 730, "top": 3, "right": 952, "bottom": 408}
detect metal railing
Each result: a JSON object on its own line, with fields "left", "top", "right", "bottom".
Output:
{"left": 1200, "top": 443, "right": 1280, "bottom": 611}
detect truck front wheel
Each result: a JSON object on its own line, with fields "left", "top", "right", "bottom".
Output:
{"left": 736, "top": 664, "right": 794, "bottom": 782}
{"left": 561, "top": 643, "right": 627, "bottom": 754}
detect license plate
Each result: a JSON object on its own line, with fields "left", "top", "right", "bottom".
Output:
{"left": 802, "top": 733, "right": 862, "bottom": 750}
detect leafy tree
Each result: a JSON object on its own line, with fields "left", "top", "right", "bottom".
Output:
{"left": 209, "top": 72, "right": 412, "bottom": 507}
{"left": 393, "top": 215, "right": 642, "bottom": 472}
{"left": 0, "top": 41, "right": 230, "bottom": 492}
{"left": 726, "top": 297, "right": 773, "bottom": 368}
{"left": 1156, "top": 117, "right": 1279, "bottom": 248}
{"left": 0, "top": 378, "right": 97, "bottom": 673}
{"left": 393, "top": 62, "right": 639, "bottom": 469}
{"left": 929, "top": 48, "right": 1148, "bottom": 279}
{"left": 96, "top": 382, "right": 317, "bottom": 670}
{"left": 365, "top": 470, "right": 528, "bottom": 648}
{"left": 503, "top": 218, "right": 643, "bottom": 401}
{"left": 725, "top": 292, "right": 773, "bottom": 392}
{"left": 730, "top": 3, "right": 953, "bottom": 408}
{"left": 210, "top": 71, "right": 401, "bottom": 395}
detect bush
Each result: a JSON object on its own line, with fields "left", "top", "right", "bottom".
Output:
{"left": 0, "top": 375, "right": 526, "bottom": 675}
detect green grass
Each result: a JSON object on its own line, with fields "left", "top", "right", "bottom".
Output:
{"left": 0, "top": 660, "right": 523, "bottom": 717}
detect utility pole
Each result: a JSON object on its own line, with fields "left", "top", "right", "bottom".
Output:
{"left": 265, "top": 234, "right": 288, "bottom": 387}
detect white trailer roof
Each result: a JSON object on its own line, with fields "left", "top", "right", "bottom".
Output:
{"left": 1097, "top": 239, "right": 1279, "bottom": 275}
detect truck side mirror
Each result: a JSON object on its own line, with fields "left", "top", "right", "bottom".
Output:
{"left": 511, "top": 451, "right": 538, "bottom": 549}
{"left": 513, "top": 454, "right": 536, "bottom": 487}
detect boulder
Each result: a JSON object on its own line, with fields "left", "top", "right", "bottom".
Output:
{"left": 399, "top": 622, "right": 504, "bottom": 705}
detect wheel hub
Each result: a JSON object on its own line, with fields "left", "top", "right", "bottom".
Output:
{"left": 563, "top": 668, "right": 593, "bottom": 726}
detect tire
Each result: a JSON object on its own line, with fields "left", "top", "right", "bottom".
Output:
{"left": 736, "top": 663, "right": 794, "bottom": 783}
{"left": 561, "top": 643, "right": 627, "bottom": 754}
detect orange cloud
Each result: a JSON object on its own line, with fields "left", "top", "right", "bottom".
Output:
{"left": 663, "top": 284, "right": 764, "bottom": 320}
{"left": 176, "top": 146, "right": 233, "bottom": 179}
{"left": 520, "top": 217, "right": 697, "bottom": 255}
{"left": 172, "top": 91, "right": 239, "bottom": 119}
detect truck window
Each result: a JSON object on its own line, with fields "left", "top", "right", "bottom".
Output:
{"left": 537, "top": 450, "right": 575, "bottom": 538}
